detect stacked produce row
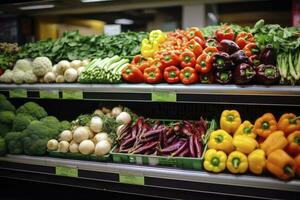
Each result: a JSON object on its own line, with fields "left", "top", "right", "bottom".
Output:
{"left": 0, "top": 19, "right": 299, "bottom": 85}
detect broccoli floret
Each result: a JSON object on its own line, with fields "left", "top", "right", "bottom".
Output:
{"left": 40, "top": 116, "right": 62, "bottom": 137}
{"left": 0, "top": 99, "right": 15, "bottom": 112}
{"left": 12, "top": 113, "right": 35, "bottom": 132}
{"left": 0, "top": 123, "right": 11, "bottom": 137}
{"left": 0, "top": 94, "right": 6, "bottom": 101}
{"left": 0, "top": 111, "right": 15, "bottom": 125}
{"left": 61, "top": 120, "right": 71, "bottom": 130}
{"left": 4, "top": 131, "right": 25, "bottom": 154}
{"left": 23, "top": 120, "right": 52, "bottom": 139}
{"left": 16, "top": 102, "right": 47, "bottom": 119}
{"left": 23, "top": 136, "right": 47, "bottom": 156}
{"left": 0, "top": 137, "right": 6, "bottom": 156}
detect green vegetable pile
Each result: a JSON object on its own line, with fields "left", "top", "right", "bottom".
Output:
{"left": 79, "top": 55, "right": 129, "bottom": 83}
{"left": 18, "top": 31, "right": 148, "bottom": 63}
{"left": 0, "top": 43, "right": 20, "bottom": 71}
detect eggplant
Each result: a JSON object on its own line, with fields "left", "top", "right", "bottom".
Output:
{"left": 211, "top": 52, "right": 234, "bottom": 71}
{"left": 215, "top": 70, "right": 233, "bottom": 84}
{"left": 230, "top": 50, "right": 250, "bottom": 65}
{"left": 256, "top": 64, "right": 280, "bottom": 85}
{"left": 260, "top": 44, "right": 276, "bottom": 65}
{"left": 234, "top": 63, "right": 256, "bottom": 84}
{"left": 218, "top": 39, "right": 240, "bottom": 54}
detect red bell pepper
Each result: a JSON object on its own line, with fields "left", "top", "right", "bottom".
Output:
{"left": 235, "top": 32, "right": 254, "bottom": 49}
{"left": 122, "top": 64, "right": 144, "bottom": 83}
{"left": 160, "top": 51, "right": 180, "bottom": 68}
{"left": 186, "top": 27, "right": 205, "bottom": 41}
{"left": 131, "top": 55, "right": 150, "bottom": 72}
{"left": 203, "top": 46, "right": 218, "bottom": 56}
{"left": 179, "top": 51, "right": 196, "bottom": 68}
{"left": 163, "top": 66, "right": 180, "bottom": 83}
{"left": 184, "top": 39, "right": 203, "bottom": 57}
{"left": 215, "top": 25, "right": 234, "bottom": 42}
{"left": 243, "top": 43, "right": 260, "bottom": 57}
{"left": 144, "top": 66, "right": 163, "bottom": 84}
{"left": 151, "top": 59, "right": 164, "bottom": 71}
{"left": 205, "top": 38, "right": 219, "bottom": 48}
{"left": 194, "top": 36, "right": 206, "bottom": 48}
{"left": 195, "top": 53, "right": 213, "bottom": 74}
{"left": 179, "top": 67, "right": 198, "bottom": 84}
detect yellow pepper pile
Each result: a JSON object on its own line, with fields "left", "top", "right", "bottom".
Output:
{"left": 141, "top": 30, "right": 166, "bottom": 58}
{"left": 204, "top": 110, "right": 300, "bottom": 181}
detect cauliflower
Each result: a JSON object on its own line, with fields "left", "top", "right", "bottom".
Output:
{"left": 14, "top": 59, "right": 32, "bottom": 72}
{"left": 56, "top": 60, "right": 70, "bottom": 75}
{"left": 16, "top": 102, "right": 47, "bottom": 120}
{"left": 12, "top": 70, "right": 25, "bottom": 84}
{"left": 0, "top": 69, "right": 13, "bottom": 83}
{"left": 24, "top": 71, "right": 38, "bottom": 84}
{"left": 32, "top": 57, "right": 52, "bottom": 77}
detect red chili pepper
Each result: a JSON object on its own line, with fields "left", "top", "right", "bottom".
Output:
{"left": 195, "top": 53, "right": 213, "bottom": 74}
{"left": 215, "top": 25, "right": 234, "bottom": 42}
{"left": 179, "top": 67, "right": 198, "bottom": 84}
{"left": 144, "top": 66, "right": 163, "bottom": 84}
{"left": 160, "top": 51, "right": 180, "bottom": 68}
{"left": 186, "top": 27, "right": 205, "bottom": 41}
{"left": 179, "top": 51, "right": 196, "bottom": 68}
{"left": 203, "top": 46, "right": 218, "bottom": 56}
{"left": 235, "top": 32, "right": 254, "bottom": 49}
{"left": 243, "top": 43, "right": 260, "bottom": 57}
{"left": 184, "top": 39, "right": 203, "bottom": 57}
{"left": 163, "top": 66, "right": 180, "bottom": 84}
{"left": 122, "top": 64, "right": 144, "bottom": 83}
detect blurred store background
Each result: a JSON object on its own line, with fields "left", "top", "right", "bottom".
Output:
{"left": 0, "top": 0, "right": 296, "bottom": 44}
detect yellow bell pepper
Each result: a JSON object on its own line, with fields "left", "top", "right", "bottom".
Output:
{"left": 220, "top": 110, "right": 241, "bottom": 134}
{"left": 208, "top": 129, "right": 234, "bottom": 154}
{"left": 149, "top": 30, "right": 166, "bottom": 43}
{"left": 141, "top": 39, "right": 159, "bottom": 58}
{"left": 226, "top": 151, "right": 248, "bottom": 174}
{"left": 248, "top": 149, "right": 266, "bottom": 175}
{"left": 204, "top": 149, "right": 227, "bottom": 173}
{"left": 234, "top": 120, "right": 256, "bottom": 139}
{"left": 233, "top": 135, "right": 258, "bottom": 154}
{"left": 260, "top": 130, "right": 288, "bottom": 155}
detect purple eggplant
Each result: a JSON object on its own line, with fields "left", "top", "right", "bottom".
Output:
{"left": 166, "top": 134, "right": 177, "bottom": 145}
{"left": 179, "top": 148, "right": 190, "bottom": 157}
{"left": 260, "top": 44, "right": 276, "bottom": 65}
{"left": 131, "top": 125, "right": 138, "bottom": 138}
{"left": 171, "top": 141, "right": 188, "bottom": 157}
{"left": 230, "top": 50, "right": 250, "bottom": 65}
{"left": 140, "top": 128, "right": 164, "bottom": 139}
{"left": 234, "top": 63, "right": 256, "bottom": 84}
{"left": 132, "top": 141, "right": 158, "bottom": 154}
{"left": 159, "top": 140, "right": 185, "bottom": 154}
{"left": 194, "top": 135, "right": 203, "bottom": 158}
{"left": 120, "top": 137, "right": 136, "bottom": 149}
{"left": 140, "top": 135, "right": 159, "bottom": 143}
{"left": 218, "top": 39, "right": 240, "bottom": 54}
{"left": 189, "top": 135, "right": 196, "bottom": 157}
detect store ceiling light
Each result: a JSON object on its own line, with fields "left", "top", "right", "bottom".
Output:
{"left": 81, "top": 0, "right": 112, "bottom": 3}
{"left": 115, "top": 18, "right": 134, "bottom": 25}
{"left": 19, "top": 4, "right": 55, "bottom": 10}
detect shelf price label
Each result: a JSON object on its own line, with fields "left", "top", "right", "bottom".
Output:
{"left": 55, "top": 166, "right": 78, "bottom": 177}
{"left": 9, "top": 89, "right": 27, "bottom": 98}
{"left": 151, "top": 91, "right": 176, "bottom": 102}
{"left": 119, "top": 173, "right": 144, "bottom": 185}
{"left": 39, "top": 90, "right": 59, "bottom": 99}
{"left": 62, "top": 90, "right": 83, "bottom": 100}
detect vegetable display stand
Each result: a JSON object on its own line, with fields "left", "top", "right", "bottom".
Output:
{"left": 48, "top": 151, "right": 111, "bottom": 162}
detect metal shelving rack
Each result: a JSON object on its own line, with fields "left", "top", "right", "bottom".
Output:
{"left": 0, "top": 83, "right": 300, "bottom": 199}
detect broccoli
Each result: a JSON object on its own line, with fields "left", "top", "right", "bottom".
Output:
{"left": 23, "top": 136, "right": 47, "bottom": 156}
{"left": 61, "top": 120, "right": 71, "bottom": 130}
{"left": 0, "top": 111, "right": 15, "bottom": 125}
{"left": 23, "top": 120, "right": 52, "bottom": 139}
{"left": 0, "top": 136, "right": 6, "bottom": 156}
{"left": 0, "top": 94, "right": 6, "bottom": 101}
{"left": 40, "top": 116, "right": 62, "bottom": 137}
{"left": 0, "top": 99, "right": 15, "bottom": 112}
{"left": 0, "top": 123, "right": 11, "bottom": 137}
{"left": 4, "top": 131, "right": 25, "bottom": 154}
{"left": 12, "top": 113, "right": 35, "bottom": 132}
{"left": 16, "top": 102, "right": 47, "bottom": 119}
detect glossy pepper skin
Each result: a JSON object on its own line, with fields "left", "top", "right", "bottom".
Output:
{"left": 256, "top": 64, "right": 280, "bottom": 85}
{"left": 248, "top": 149, "right": 266, "bottom": 175}
{"left": 243, "top": 43, "right": 260, "bottom": 57}
{"left": 215, "top": 25, "right": 235, "bottom": 42}
{"left": 194, "top": 36, "right": 206, "bottom": 48}
{"left": 160, "top": 52, "right": 180, "bottom": 68}
{"left": 208, "top": 129, "right": 234, "bottom": 154}
{"left": 295, "top": 154, "right": 300, "bottom": 177}
{"left": 266, "top": 149, "right": 295, "bottom": 180}
{"left": 253, "top": 113, "right": 277, "bottom": 138}
{"left": 179, "top": 51, "right": 196, "bottom": 68}
{"left": 141, "top": 39, "right": 159, "bottom": 58}
{"left": 122, "top": 64, "right": 144, "bottom": 83}
{"left": 286, "top": 131, "right": 300, "bottom": 156}
{"left": 143, "top": 66, "right": 163, "bottom": 84}
{"left": 131, "top": 55, "right": 150, "bottom": 73}
{"left": 184, "top": 39, "right": 203, "bottom": 57}
{"left": 220, "top": 110, "right": 242, "bottom": 134}
{"left": 211, "top": 52, "right": 232, "bottom": 72}
{"left": 233, "top": 135, "right": 258, "bottom": 154}
{"left": 203, "top": 46, "right": 218, "bottom": 56}
{"left": 218, "top": 39, "right": 240, "bottom": 55}
{"left": 151, "top": 59, "right": 164, "bottom": 71}
{"left": 215, "top": 70, "right": 233, "bottom": 84}
{"left": 260, "top": 130, "right": 288, "bottom": 155}
{"left": 199, "top": 72, "right": 214, "bottom": 84}
{"left": 260, "top": 44, "right": 276, "bottom": 65}
{"left": 195, "top": 53, "right": 213, "bottom": 74}
{"left": 226, "top": 151, "right": 248, "bottom": 174}
{"left": 235, "top": 32, "right": 254, "bottom": 49}
{"left": 149, "top": 30, "right": 166, "bottom": 43}
{"left": 163, "top": 66, "right": 180, "bottom": 84}
{"left": 205, "top": 38, "right": 219, "bottom": 48}
{"left": 234, "top": 120, "right": 256, "bottom": 139}
{"left": 186, "top": 27, "right": 205, "bottom": 41}
{"left": 278, "top": 113, "right": 300, "bottom": 136}
{"left": 230, "top": 50, "right": 250, "bottom": 65}
{"left": 179, "top": 67, "right": 198, "bottom": 84}
{"left": 204, "top": 149, "right": 227, "bottom": 173}
{"left": 234, "top": 63, "right": 256, "bottom": 84}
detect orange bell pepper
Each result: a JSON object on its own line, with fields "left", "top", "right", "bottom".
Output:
{"left": 286, "top": 131, "right": 300, "bottom": 156}
{"left": 260, "top": 130, "right": 288, "bottom": 155}
{"left": 278, "top": 113, "right": 300, "bottom": 136}
{"left": 253, "top": 113, "right": 277, "bottom": 138}
{"left": 295, "top": 154, "right": 300, "bottom": 177}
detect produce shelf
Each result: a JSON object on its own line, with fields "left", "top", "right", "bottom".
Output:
{"left": 0, "top": 155, "right": 299, "bottom": 199}
{"left": 0, "top": 83, "right": 300, "bottom": 106}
